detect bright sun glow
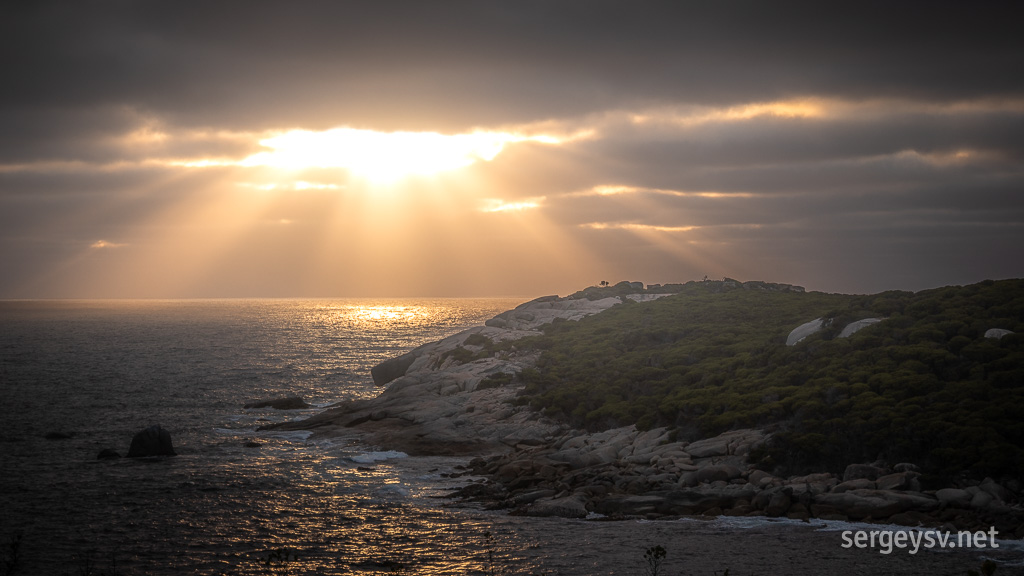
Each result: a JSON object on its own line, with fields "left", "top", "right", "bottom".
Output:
{"left": 240, "top": 127, "right": 560, "bottom": 182}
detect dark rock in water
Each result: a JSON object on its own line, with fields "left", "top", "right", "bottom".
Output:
{"left": 44, "top": 431, "right": 73, "bottom": 440}
{"left": 244, "top": 441, "right": 262, "bottom": 448}
{"left": 97, "top": 448, "right": 121, "bottom": 459}
{"left": 243, "top": 396, "right": 311, "bottom": 410}
{"left": 127, "top": 425, "right": 177, "bottom": 457}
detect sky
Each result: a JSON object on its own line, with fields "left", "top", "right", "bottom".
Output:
{"left": 2, "top": 1, "right": 1023, "bottom": 298}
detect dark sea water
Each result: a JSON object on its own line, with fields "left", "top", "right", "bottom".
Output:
{"left": 2, "top": 299, "right": 1022, "bottom": 576}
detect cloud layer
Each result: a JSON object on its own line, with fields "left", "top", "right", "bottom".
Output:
{"left": 2, "top": 2, "right": 1023, "bottom": 297}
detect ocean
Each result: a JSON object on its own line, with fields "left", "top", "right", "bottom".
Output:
{"left": 2, "top": 299, "right": 1020, "bottom": 575}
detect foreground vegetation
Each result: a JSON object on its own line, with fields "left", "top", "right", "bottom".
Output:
{"left": 489, "top": 279, "right": 1024, "bottom": 482}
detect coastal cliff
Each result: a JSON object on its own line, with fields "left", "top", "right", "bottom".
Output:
{"left": 265, "top": 279, "right": 1024, "bottom": 536}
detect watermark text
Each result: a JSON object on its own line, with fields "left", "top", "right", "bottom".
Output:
{"left": 841, "top": 527, "right": 999, "bottom": 555}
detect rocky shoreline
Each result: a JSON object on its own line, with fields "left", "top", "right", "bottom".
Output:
{"left": 452, "top": 427, "right": 1024, "bottom": 539}
{"left": 263, "top": 291, "right": 1024, "bottom": 538}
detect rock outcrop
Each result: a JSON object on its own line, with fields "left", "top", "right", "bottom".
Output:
{"left": 786, "top": 318, "right": 824, "bottom": 346}
{"left": 263, "top": 293, "right": 637, "bottom": 454}
{"left": 838, "top": 318, "right": 883, "bottom": 338}
{"left": 454, "top": 430, "right": 1022, "bottom": 535}
{"left": 127, "top": 425, "right": 176, "bottom": 458}
{"left": 484, "top": 296, "right": 625, "bottom": 331}
{"left": 787, "top": 317, "right": 886, "bottom": 345}
{"left": 262, "top": 286, "right": 1024, "bottom": 534}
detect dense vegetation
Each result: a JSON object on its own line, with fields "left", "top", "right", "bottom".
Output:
{"left": 502, "top": 279, "right": 1024, "bottom": 482}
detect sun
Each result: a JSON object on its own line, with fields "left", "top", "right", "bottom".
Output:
{"left": 240, "top": 127, "right": 558, "bottom": 183}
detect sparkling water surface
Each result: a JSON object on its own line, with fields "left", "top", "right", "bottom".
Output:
{"left": 2, "top": 299, "right": 1021, "bottom": 575}
{"left": 1, "top": 298, "right": 530, "bottom": 575}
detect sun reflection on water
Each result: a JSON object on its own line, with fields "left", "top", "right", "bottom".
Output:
{"left": 348, "top": 304, "right": 431, "bottom": 324}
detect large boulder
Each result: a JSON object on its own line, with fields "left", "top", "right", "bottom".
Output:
{"left": 812, "top": 491, "right": 907, "bottom": 520}
{"left": 971, "top": 491, "right": 994, "bottom": 509}
{"left": 127, "top": 425, "right": 176, "bottom": 457}
{"left": 685, "top": 436, "right": 730, "bottom": 458}
{"left": 765, "top": 488, "right": 793, "bottom": 517}
{"left": 833, "top": 478, "right": 875, "bottom": 493}
{"left": 370, "top": 351, "right": 420, "bottom": 386}
{"left": 875, "top": 471, "right": 917, "bottom": 491}
{"left": 979, "top": 477, "right": 1012, "bottom": 501}
{"left": 843, "top": 463, "right": 886, "bottom": 482}
{"left": 748, "top": 470, "right": 777, "bottom": 487}
{"left": 936, "top": 488, "right": 972, "bottom": 508}
{"left": 694, "top": 464, "right": 743, "bottom": 484}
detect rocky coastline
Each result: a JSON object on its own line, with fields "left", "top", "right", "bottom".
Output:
{"left": 263, "top": 289, "right": 1024, "bottom": 538}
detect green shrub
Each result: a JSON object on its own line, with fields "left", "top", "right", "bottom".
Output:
{"left": 511, "top": 279, "right": 1024, "bottom": 480}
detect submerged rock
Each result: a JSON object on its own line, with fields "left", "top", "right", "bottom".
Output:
{"left": 97, "top": 448, "right": 121, "bottom": 459}
{"left": 244, "top": 396, "right": 311, "bottom": 410}
{"left": 127, "top": 425, "right": 176, "bottom": 457}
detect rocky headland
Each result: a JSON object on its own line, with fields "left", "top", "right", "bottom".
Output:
{"left": 264, "top": 280, "right": 1024, "bottom": 538}
{"left": 265, "top": 294, "right": 632, "bottom": 455}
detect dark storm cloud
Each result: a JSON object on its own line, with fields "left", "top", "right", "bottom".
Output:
{"left": 540, "top": 181, "right": 1024, "bottom": 232}
{"left": 0, "top": 106, "right": 261, "bottom": 164}
{"left": 4, "top": 1, "right": 1023, "bottom": 136}
{"left": 471, "top": 105, "right": 1024, "bottom": 210}
{"left": 606, "top": 114, "right": 1024, "bottom": 168}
